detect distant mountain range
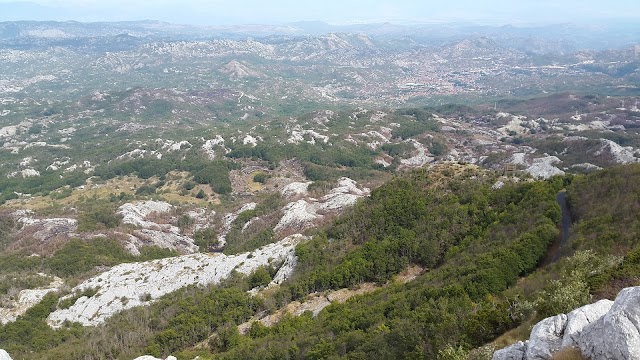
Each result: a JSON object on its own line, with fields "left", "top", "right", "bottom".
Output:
{"left": 0, "top": 15, "right": 639, "bottom": 52}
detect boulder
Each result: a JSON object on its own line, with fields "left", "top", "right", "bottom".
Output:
{"left": 578, "top": 287, "right": 640, "bottom": 360}
{"left": 561, "top": 299, "right": 613, "bottom": 348}
{"left": 0, "top": 349, "right": 12, "bottom": 360}
{"left": 493, "top": 287, "right": 640, "bottom": 360}
{"left": 492, "top": 341, "right": 526, "bottom": 360}
{"left": 525, "top": 314, "right": 567, "bottom": 360}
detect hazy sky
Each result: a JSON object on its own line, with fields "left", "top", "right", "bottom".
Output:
{"left": 0, "top": 0, "right": 638, "bottom": 25}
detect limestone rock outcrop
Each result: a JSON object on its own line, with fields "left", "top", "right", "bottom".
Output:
{"left": 577, "top": 287, "right": 640, "bottom": 359}
{"left": 526, "top": 314, "right": 567, "bottom": 360}
{"left": 0, "top": 349, "right": 12, "bottom": 360}
{"left": 47, "top": 234, "right": 304, "bottom": 327}
{"left": 493, "top": 341, "right": 526, "bottom": 360}
{"left": 274, "top": 178, "right": 369, "bottom": 233}
{"left": 493, "top": 287, "right": 640, "bottom": 360}
{"left": 561, "top": 299, "right": 613, "bottom": 348}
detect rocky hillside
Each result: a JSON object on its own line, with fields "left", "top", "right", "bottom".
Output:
{"left": 0, "top": 19, "right": 639, "bottom": 360}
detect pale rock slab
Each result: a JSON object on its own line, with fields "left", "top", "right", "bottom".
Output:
{"left": 17, "top": 216, "right": 77, "bottom": 242}
{"left": 0, "top": 349, "right": 12, "bottom": 360}
{"left": 274, "top": 178, "right": 369, "bottom": 233}
{"left": 595, "top": 139, "right": 639, "bottom": 164}
{"left": 525, "top": 314, "right": 567, "bottom": 360}
{"left": 47, "top": 235, "right": 304, "bottom": 327}
{"left": 578, "top": 287, "right": 640, "bottom": 360}
{"left": 0, "top": 276, "right": 64, "bottom": 324}
{"left": 561, "top": 299, "right": 613, "bottom": 348}
{"left": 526, "top": 156, "right": 565, "bottom": 180}
{"left": 492, "top": 341, "right": 526, "bottom": 360}
{"left": 280, "top": 181, "right": 311, "bottom": 198}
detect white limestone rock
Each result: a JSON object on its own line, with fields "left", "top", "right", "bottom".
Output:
{"left": 130, "top": 229, "right": 198, "bottom": 254}
{"left": 400, "top": 139, "right": 435, "bottom": 167}
{"left": 526, "top": 156, "right": 565, "bottom": 180}
{"left": 561, "top": 299, "right": 614, "bottom": 348}
{"left": 595, "top": 139, "right": 639, "bottom": 164}
{"left": 17, "top": 216, "right": 77, "bottom": 242}
{"left": 525, "top": 314, "right": 567, "bottom": 360}
{"left": 133, "top": 356, "right": 176, "bottom": 360}
{"left": 280, "top": 181, "right": 311, "bottom": 198}
{"left": 510, "top": 152, "right": 528, "bottom": 166}
{"left": 8, "top": 168, "right": 40, "bottom": 178}
{"left": 218, "top": 203, "right": 257, "bottom": 247}
{"left": 243, "top": 135, "right": 259, "bottom": 146}
{"left": 47, "top": 235, "right": 303, "bottom": 327}
{"left": 0, "top": 349, "right": 12, "bottom": 360}
{"left": 287, "top": 129, "right": 329, "bottom": 145}
{"left": 202, "top": 135, "right": 227, "bottom": 160}
{"left": 118, "top": 201, "right": 174, "bottom": 230}
{"left": 577, "top": 287, "right": 640, "bottom": 360}
{"left": 166, "top": 140, "right": 192, "bottom": 152}
{"left": 274, "top": 200, "right": 319, "bottom": 232}
{"left": 274, "top": 178, "right": 369, "bottom": 233}
{"left": 492, "top": 341, "right": 526, "bottom": 360}
{"left": 0, "top": 276, "right": 64, "bottom": 324}
{"left": 571, "top": 163, "right": 603, "bottom": 172}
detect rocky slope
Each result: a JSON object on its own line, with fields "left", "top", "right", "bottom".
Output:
{"left": 493, "top": 286, "right": 640, "bottom": 360}
{"left": 0, "top": 275, "right": 64, "bottom": 324}
{"left": 47, "top": 234, "right": 305, "bottom": 327}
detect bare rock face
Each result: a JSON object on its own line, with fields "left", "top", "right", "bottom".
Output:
{"left": 0, "top": 349, "right": 12, "bottom": 360}
{"left": 47, "top": 235, "right": 304, "bottom": 327}
{"left": 274, "top": 178, "right": 369, "bottom": 233}
{"left": 526, "top": 156, "right": 565, "bottom": 180}
{"left": 0, "top": 276, "right": 64, "bottom": 324}
{"left": 118, "top": 201, "right": 174, "bottom": 230}
{"left": 133, "top": 356, "right": 176, "bottom": 360}
{"left": 492, "top": 341, "right": 526, "bottom": 360}
{"left": 118, "top": 201, "right": 199, "bottom": 254}
{"left": 577, "top": 287, "right": 640, "bottom": 360}
{"left": 526, "top": 314, "right": 567, "bottom": 360}
{"left": 595, "top": 139, "right": 639, "bottom": 164}
{"left": 17, "top": 213, "right": 77, "bottom": 243}
{"left": 561, "top": 299, "right": 614, "bottom": 348}
{"left": 280, "top": 181, "right": 311, "bottom": 198}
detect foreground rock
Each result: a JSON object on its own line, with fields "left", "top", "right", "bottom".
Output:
{"left": 0, "top": 349, "right": 12, "bottom": 360}
{"left": 493, "top": 287, "right": 639, "bottom": 360}
{"left": 47, "top": 234, "right": 305, "bottom": 327}
{"left": 526, "top": 314, "right": 567, "bottom": 359}
{"left": 561, "top": 299, "right": 613, "bottom": 348}
{"left": 577, "top": 287, "right": 640, "bottom": 359}
{"left": 493, "top": 341, "right": 526, "bottom": 360}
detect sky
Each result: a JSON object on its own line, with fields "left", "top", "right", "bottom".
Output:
{"left": 0, "top": 0, "right": 638, "bottom": 25}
